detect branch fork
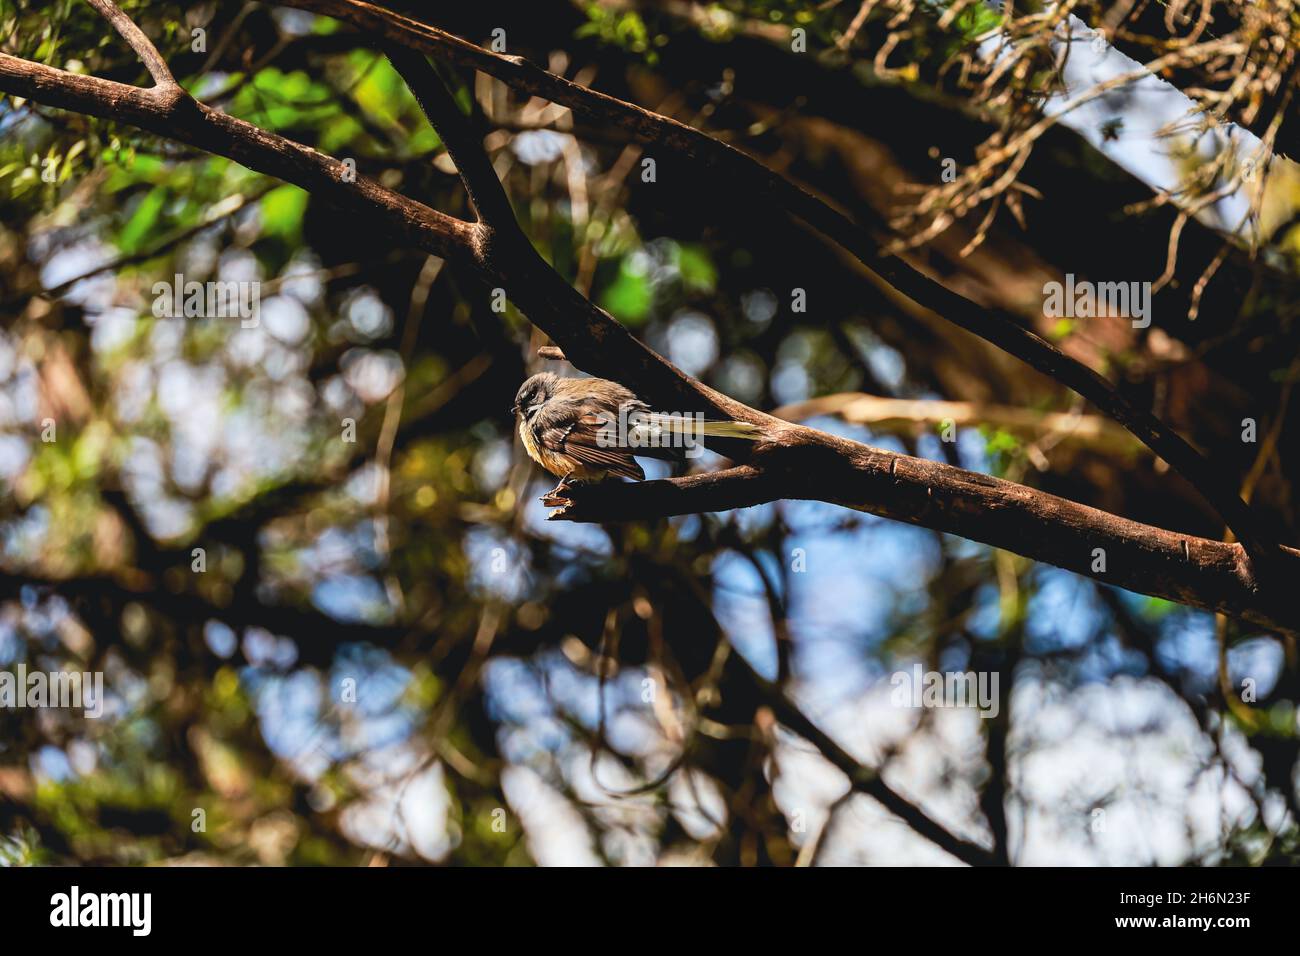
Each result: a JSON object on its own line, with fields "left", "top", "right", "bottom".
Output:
{"left": 86, "top": 0, "right": 180, "bottom": 91}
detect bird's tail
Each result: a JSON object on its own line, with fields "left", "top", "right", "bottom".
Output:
{"left": 645, "top": 413, "right": 762, "bottom": 440}
{"left": 698, "top": 419, "right": 763, "bottom": 439}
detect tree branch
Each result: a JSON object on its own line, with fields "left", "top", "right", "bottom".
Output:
{"left": 740, "top": 657, "right": 997, "bottom": 866}
{"left": 546, "top": 447, "right": 1300, "bottom": 633}
{"left": 85, "top": 0, "right": 177, "bottom": 89}
{"left": 0, "top": 53, "right": 478, "bottom": 264}
{"left": 383, "top": 45, "right": 516, "bottom": 229}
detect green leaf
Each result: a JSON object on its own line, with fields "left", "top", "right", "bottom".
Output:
{"left": 117, "top": 186, "right": 166, "bottom": 254}
{"left": 677, "top": 244, "right": 717, "bottom": 292}
{"left": 600, "top": 256, "right": 653, "bottom": 324}
{"left": 260, "top": 185, "right": 308, "bottom": 242}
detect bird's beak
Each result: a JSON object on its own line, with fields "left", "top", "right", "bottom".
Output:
{"left": 510, "top": 404, "right": 519, "bottom": 416}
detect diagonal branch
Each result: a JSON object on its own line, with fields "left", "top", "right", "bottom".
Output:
{"left": 383, "top": 45, "right": 516, "bottom": 229}
{"left": 85, "top": 0, "right": 177, "bottom": 89}
{"left": 0, "top": 53, "right": 478, "bottom": 264}
{"left": 268, "top": 0, "right": 1285, "bottom": 576}
{"left": 740, "top": 656, "right": 997, "bottom": 866}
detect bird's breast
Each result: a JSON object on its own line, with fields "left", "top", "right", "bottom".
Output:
{"left": 519, "top": 417, "right": 568, "bottom": 477}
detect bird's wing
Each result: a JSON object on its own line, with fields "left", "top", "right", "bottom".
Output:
{"left": 537, "top": 405, "right": 646, "bottom": 481}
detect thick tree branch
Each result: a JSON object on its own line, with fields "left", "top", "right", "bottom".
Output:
{"left": 268, "top": 0, "right": 1285, "bottom": 575}
{"left": 546, "top": 446, "right": 1300, "bottom": 633}
{"left": 373, "top": 47, "right": 762, "bottom": 432}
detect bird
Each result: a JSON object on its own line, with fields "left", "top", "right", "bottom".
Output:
{"left": 512, "top": 372, "right": 760, "bottom": 500}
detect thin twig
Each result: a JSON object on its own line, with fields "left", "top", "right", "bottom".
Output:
{"left": 85, "top": 0, "right": 177, "bottom": 89}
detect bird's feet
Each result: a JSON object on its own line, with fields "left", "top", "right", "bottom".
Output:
{"left": 540, "top": 474, "right": 576, "bottom": 508}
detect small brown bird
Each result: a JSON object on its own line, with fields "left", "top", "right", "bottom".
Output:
{"left": 512, "top": 372, "right": 759, "bottom": 498}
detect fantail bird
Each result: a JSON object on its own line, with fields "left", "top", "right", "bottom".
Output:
{"left": 512, "top": 372, "right": 760, "bottom": 498}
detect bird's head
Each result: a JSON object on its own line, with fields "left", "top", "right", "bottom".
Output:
{"left": 512, "top": 372, "right": 559, "bottom": 421}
